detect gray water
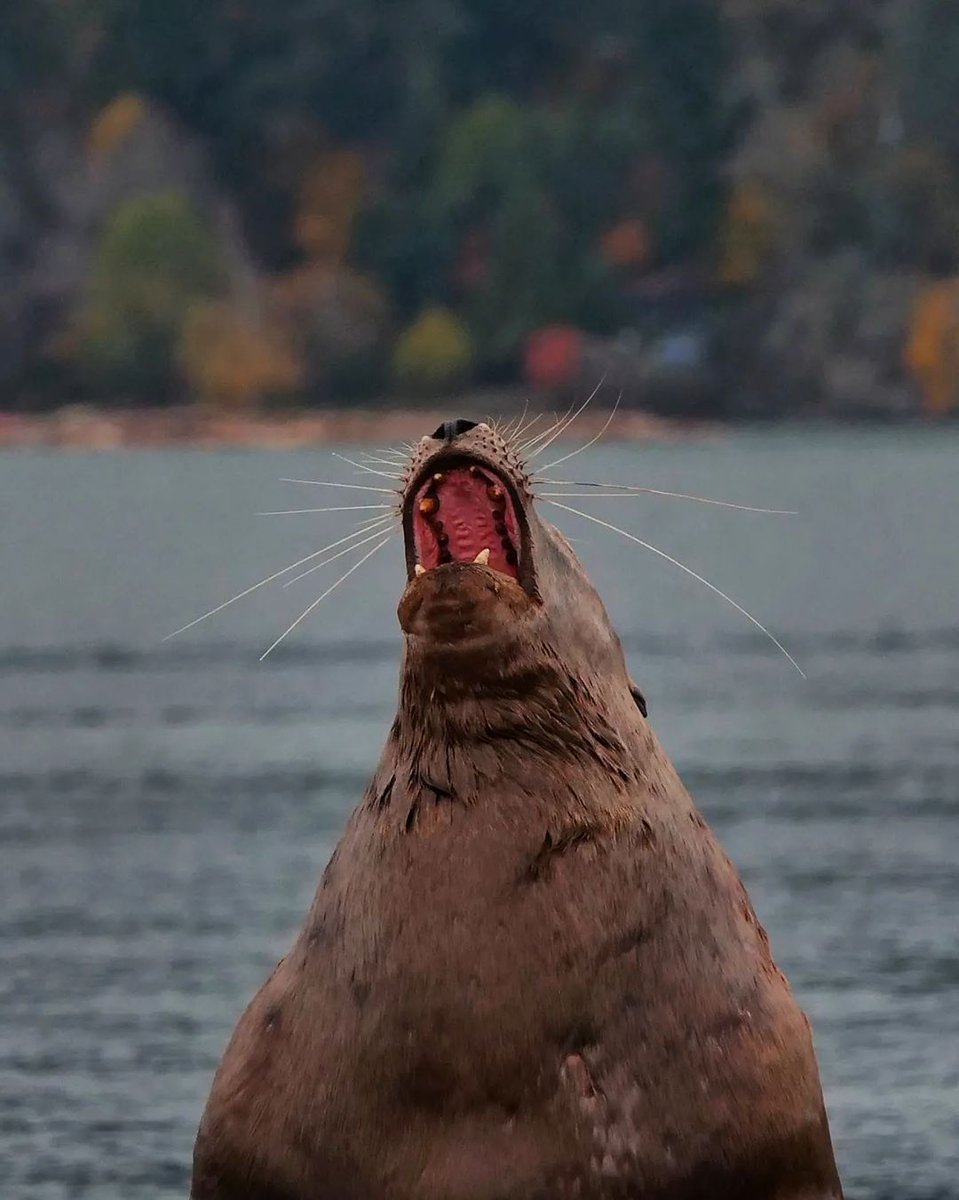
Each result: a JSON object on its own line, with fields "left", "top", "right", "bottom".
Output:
{"left": 2, "top": 429, "right": 958, "bottom": 1198}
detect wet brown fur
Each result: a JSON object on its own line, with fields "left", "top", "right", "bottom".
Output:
{"left": 192, "top": 423, "right": 843, "bottom": 1200}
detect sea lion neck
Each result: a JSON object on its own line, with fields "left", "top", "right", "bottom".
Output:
{"left": 396, "top": 630, "right": 576, "bottom": 739}
{"left": 392, "top": 602, "right": 647, "bottom": 808}
{"left": 385, "top": 667, "right": 644, "bottom": 832}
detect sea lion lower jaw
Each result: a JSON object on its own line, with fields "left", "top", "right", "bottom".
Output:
{"left": 398, "top": 561, "right": 537, "bottom": 646}
{"left": 192, "top": 420, "right": 843, "bottom": 1200}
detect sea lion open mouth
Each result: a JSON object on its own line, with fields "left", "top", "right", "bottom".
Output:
{"left": 400, "top": 421, "right": 536, "bottom": 601}
{"left": 403, "top": 457, "right": 531, "bottom": 586}
{"left": 398, "top": 421, "right": 539, "bottom": 646}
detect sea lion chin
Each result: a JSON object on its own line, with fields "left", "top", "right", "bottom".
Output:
{"left": 192, "top": 418, "right": 843, "bottom": 1200}
{"left": 398, "top": 561, "right": 534, "bottom": 645}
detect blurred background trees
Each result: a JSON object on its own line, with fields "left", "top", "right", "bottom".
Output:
{"left": 2, "top": 0, "right": 959, "bottom": 416}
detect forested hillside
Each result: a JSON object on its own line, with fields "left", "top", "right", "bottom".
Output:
{"left": 3, "top": 1, "right": 959, "bottom": 417}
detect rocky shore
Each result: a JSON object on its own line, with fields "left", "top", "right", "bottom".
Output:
{"left": 0, "top": 401, "right": 697, "bottom": 451}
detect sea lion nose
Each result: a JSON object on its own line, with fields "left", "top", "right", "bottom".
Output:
{"left": 431, "top": 418, "right": 479, "bottom": 443}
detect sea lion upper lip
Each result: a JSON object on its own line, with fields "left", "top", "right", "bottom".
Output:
{"left": 401, "top": 451, "right": 534, "bottom": 594}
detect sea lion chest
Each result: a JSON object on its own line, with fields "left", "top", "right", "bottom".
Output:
{"left": 194, "top": 762, "right": 837, "bottom": 1199}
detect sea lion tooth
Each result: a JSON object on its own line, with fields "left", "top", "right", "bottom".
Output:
{"left": 414, "top": 564, "right": 426, "bottom": 576}
{"left": 419, "top": 496, "right": 438, "bottom": 515}
{"left": 432, "top": 472, "right": 446, "bottom": 484}
{"left": 473, "top": 548, "right": 491, "bottom": 565}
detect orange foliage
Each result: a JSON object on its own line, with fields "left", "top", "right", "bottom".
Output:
{"left": 524, "top": 326, "right": 583, "bottom": 391}
{"left": 88, "top": 94, "right": 147, "bottom": 159}
{"left": 178, "top": 301, "right": 302, "bottom": 408}
{"left": 905, "top": 280, "right": 959, "bottom": 416}
{"left": 599, "top": 218, "right": 652, "bottom": 271}
{"left": 717, "top": 180, "right": 775, "bottom": 288}
{"left": 294, "top": 149, "right": 366, "bottom": 264}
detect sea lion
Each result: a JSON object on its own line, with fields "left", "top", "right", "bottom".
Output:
{"left": 191, "top": 418, "right": 843, "bottom": 1199}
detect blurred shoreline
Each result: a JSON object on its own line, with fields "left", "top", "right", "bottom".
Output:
{"left": 0, "top": 399, "right": 706, "bottom": 451}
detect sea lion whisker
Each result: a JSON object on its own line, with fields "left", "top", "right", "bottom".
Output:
{"left": 358, "top": 456, "right": 408, "bottom": 471}
{"left": 283, "top": 521, "right": 397, "bottom": 587}
{"left": 488, "top": 414, "right": 510, "bottom": 443}
{"left": 537, "top": 391, "right": 622, "bottom": 472}
{"left": 508, "top": 399, "right": 531, "bottom": 438}
{"left": 546, "top": 500, "right": 806, "bottom": 678}
{"left": 260, "top": 533, "right": 394, "bottom": 660}
{"left": 503, "top": 397, "right": 531, "bottom": 440}
{"left": 256, "top": 505, "right": 396, "bottom": 516}
{"left": 514, "top": 412, "right": 548, "bottom": 444}
{"left": 281, "top": 478, "right": 399, "bottom": 495}
{"left": 526, "top": 374, "right": 608, "bottom": 460}
{"left": 360, "top": 449, "right": 406, "bottom": 462}
{"left": 536, "top": 481, "right": 797, "bottom": 514}
{"left": 516, "top": 397, "right": 582, "bottom": 450}
{"left": 516, "top": 406, "right": 573, "bottom": 453}
{"left": 164, "top": 518, "right": 393, "bottom": 640}
{"left": 331, "top": 452, "right": 403, "bottom": 481}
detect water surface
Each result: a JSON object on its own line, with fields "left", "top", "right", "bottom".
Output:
{"left": 2, "top": 429, "right": 958, "bottom": 1197}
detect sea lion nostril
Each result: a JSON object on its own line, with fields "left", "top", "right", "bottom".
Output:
{"left": 431, "top": 418, "right": 479, "bottom": 442}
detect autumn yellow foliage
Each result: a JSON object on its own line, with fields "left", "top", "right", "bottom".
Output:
{"left": 179, "top": 301, "right": 302, "bottom": 409}
{"left": 905, "top": 279, "right": 959, "bottom": 416}
{"left": 392, "top": 308, "right": 474, "bottom": 395}
{"left": 88, "top": 94, "right": 148, "bottom": 159}
{"left": 295, "top": 150, "right": 366, "bottom": 264}
{"left": 717, "top": 180, "right": 775, "bottom": 288}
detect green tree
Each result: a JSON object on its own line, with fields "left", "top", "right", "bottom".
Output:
{"left": 77, "top": 193, "right": 226, "bottom": 400}
{"left": 89, "top": 0, "right": 732, "bottom": 274}
{"left": 430, "top": 97, "right": 619, "bottom": 368}
{"left": 8, "top": 0, "right": 739, "bottom": 400}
